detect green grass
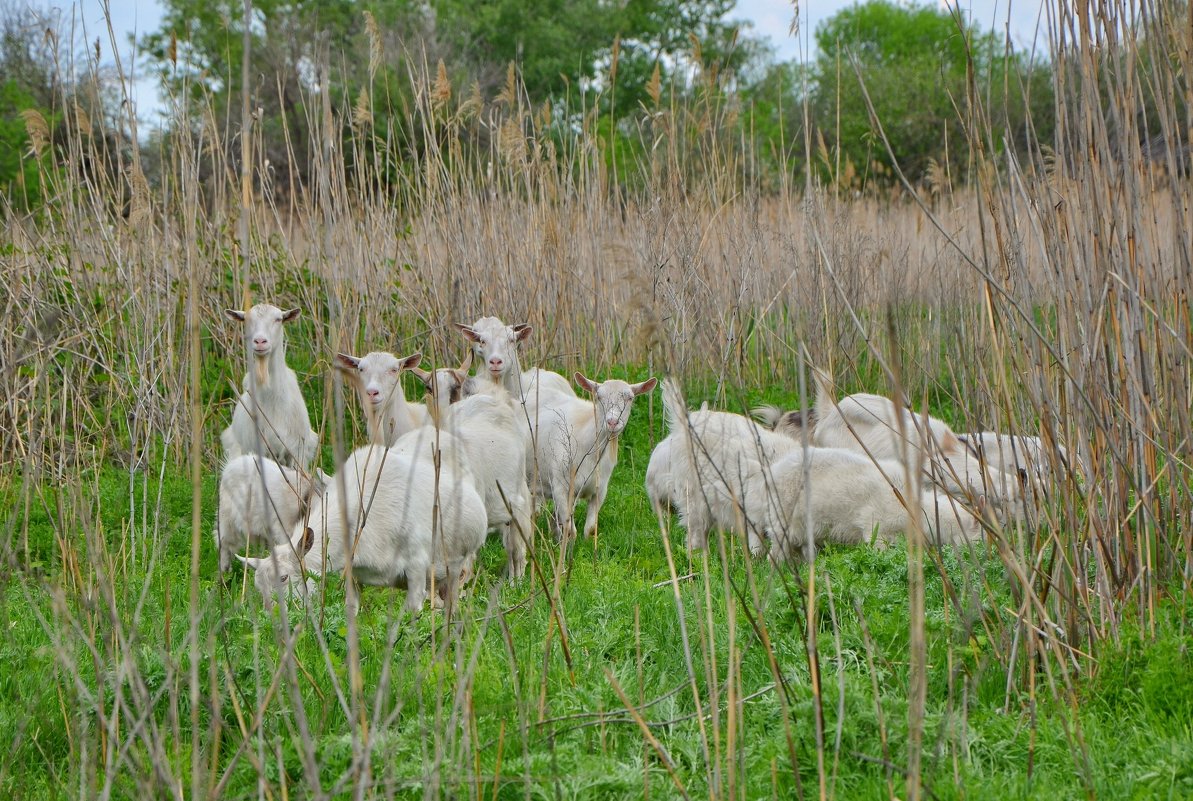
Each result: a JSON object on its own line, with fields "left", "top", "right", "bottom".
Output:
{"left": 1, "top": 378, "right": 1191, "bottom": 800}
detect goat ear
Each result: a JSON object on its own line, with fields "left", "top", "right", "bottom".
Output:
{"left": 399, "top": 352, "right": 423, "bottom": 371}
{"left": 300, "top": 527, "right": 315, "bottom": 555}
{"left": 512, "top": 323, "right": 532, "bottom": 342}
{"left": 225, "top": 309, "right": 246, "bottom": 323}
{"left": 235, "top": 554, "right": 263, "bottom": 570}
{"left": 574, "top": 372, "right": 598, "bottom": 394}
{"left": 455, "top": 323, "right": 480, "bottom": 342}
{"left": 458, "top": 348, "right": 474, "bottom": 372}
{"left": 409, "top": 366, "right": 431, "bottom": 385}
{"left": 450, "top": 369, "right": 470, "bottom": 387}
{"left": 335, "top": 353, "right": 360, "bottom": 371}
{"left": 281, "top": 307, "right": 301, "bottom": 323}
{"left": 632, "top": 377, "right": 658, "bottom": 396}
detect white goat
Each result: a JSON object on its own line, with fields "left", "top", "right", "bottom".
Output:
{"left": 213, "top": 454, "right": 325, "bottom": 573}
{"left": 658, "top": 379, "right": 798, "bottom": 555}
{"left": 529, "top": 372, "right": 656, "bottom": 539}
{"left": 520, "top": 368, "right": 575, "bottom": 403}
{"left": 751, "top": 405, "right": 814, "bottom": 444}
{"left": 810, "top": 370, "right": 1021, "bottom": 508}
{"left": 454, "top": 316, "right": 573, "bottom": 402}
{"left": 957, "top": 431, "right": 1074, "bottom": 483}
{"left": 414, "top": 371, "right": 536, "bottom": 579}
{"left": 455, "top": 317, "right": 533, "bottom": 397}
{"left": 751, "top": 447, "right": 987, "bottom": 563}
{"left": 645, "top": 436, "right": 679, "bottom": 514}
{"left": 221, "top": 304, "right": 318, "bottom": 467}
{"left": 238, "top": 441, "right": 487, "bottom": 613}
{"left": 411, "top": 351, "right": 477, "bottom": 420}
{"left": 336, "top": 350, "right": 428, "bottom": 446}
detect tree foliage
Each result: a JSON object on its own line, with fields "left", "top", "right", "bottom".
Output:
{"left": 807, "top": 0, "right": 1054, "bottom": 187}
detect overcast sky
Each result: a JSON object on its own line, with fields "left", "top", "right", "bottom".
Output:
{"left": 70, "top": 0, "right": 1047, "bottom": 127}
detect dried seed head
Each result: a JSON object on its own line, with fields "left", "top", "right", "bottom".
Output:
{"left": 363, "top": 11, "right": 381, "bottom": 78}
{"left": 432, "top": 60, "right": 452, "bottom": 111}
{"left": 459, "top": 81, "right": 483, "bottom": 120}
{"left": 127, "top": 166, "right": 152, "bottom": 228}
{"left": 497, "top": 62, "right": 517, "bottom": 106}
{"left": 73, "top": 103, "right": 91, "bottom": 138}
{"left": 353, "top": 87, "right": 372, "bottom": 129}
{"left": 498, "top": 117, "right": 526, "bottom": 166}
{"left": 647, "top": 62, "right": 661, "bottom": 106}
{"left": 21, "top": 110, "right": 50, "bottom": 157}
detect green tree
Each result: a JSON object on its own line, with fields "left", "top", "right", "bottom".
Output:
{"left": 139, "top": 0, "right": 756, "bottom": 193}
{"left": 809, "top": 0, "right": 1052, "bottom": 187}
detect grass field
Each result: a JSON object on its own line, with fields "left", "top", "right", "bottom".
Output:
{"left": 2, "top": 361, "right": 1191, "bottom": 798}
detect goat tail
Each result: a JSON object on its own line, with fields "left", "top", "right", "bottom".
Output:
{"left": 661, "top": 377, "right": 688, "bottom": 437}
{"left": 811, "top": 365, "right": 836, "bottom": 422}
{"left": 751, "top": 405, "right": 783, "bottom": 430}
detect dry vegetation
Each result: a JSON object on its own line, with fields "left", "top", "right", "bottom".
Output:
{"left": 0, "top": 1, "right": 1190, "bottom": 798}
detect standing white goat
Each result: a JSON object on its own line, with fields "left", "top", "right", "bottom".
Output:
{"left": 455, "top": 317, "right": 533, "bottom": 396}
{"left": 213, "top": 454, "right": 325, "bottom": 574}
{"left": 336, "top": 351, "right": 428, "bottom": 446}
{"left": 657, "top": 379, "right": 798, "bottom": 555}
{"left": 238, "top": 441, "right": 487, "bottom": 613}
{"left": 529, "top": 373, "right": 657, "bottom": 539}
{"left": 221, "top": 304, "right": 318, "bottom": 467}
{"left": 411, "top": 366, "right": 536, "bottom": 579}
{"left": 454, "top": 316, "right": 574, "bottom": 403}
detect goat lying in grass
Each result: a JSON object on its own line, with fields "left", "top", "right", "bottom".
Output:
{"left": 657, "top": 379, "right": 797, "bottom": 555}
{"left": 658, "top": 379, "right": 994, "bottom": 558}
{"left": 238, "top": 438, "right": 486, "bottom": 614}
{"left": 750, "top": 447, "right": 987, "bottom": 562}
{"left": 214, "top": 454, "right": 325, "bottom": 574}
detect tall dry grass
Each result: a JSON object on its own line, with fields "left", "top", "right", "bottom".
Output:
{"left": 0, "top": 0, "right": 1189, "bottom": 797}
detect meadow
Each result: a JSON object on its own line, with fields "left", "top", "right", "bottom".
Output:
{"left": 2, "top": 2, "right": 1192, "bottom": 797}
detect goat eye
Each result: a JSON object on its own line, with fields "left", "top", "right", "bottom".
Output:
{"left": 280, "top": 575, "right": 289, "bottom": 583}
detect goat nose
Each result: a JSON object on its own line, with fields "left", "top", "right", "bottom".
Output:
{"left": 489, "top": 357, "right": 502, "bottom": 366}
{"left": 253, "top": 337, "right": 268, "bottom": 345}
{"left": 367, "top": 388, "right": 380, "bottom": 398}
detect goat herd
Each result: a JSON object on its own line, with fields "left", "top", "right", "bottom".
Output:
{"left": 214, "top": 303, "right": 1070, "bottom": 612}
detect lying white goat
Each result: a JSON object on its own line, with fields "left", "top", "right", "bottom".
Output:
{"left": 751, "top": 447, "right": 987, "bottom": 563}
{"left": 238, "top": 440, "right": 486, "bottom": 613}
{"left": 810, "top": 369, "right": 1022, "bottom": 510}
{"left": 213, "top": 454, "right": 325, "bottom": 573}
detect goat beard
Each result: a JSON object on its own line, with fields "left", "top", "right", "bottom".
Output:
{"left": 253, "top": 353, "right": 270, "bottom": 390}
